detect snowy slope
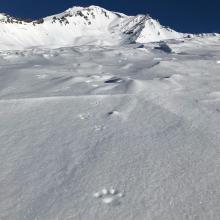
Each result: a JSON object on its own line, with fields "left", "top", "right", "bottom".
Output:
{"left": 0, "top": 6, "right": 183, "bottom": 50}
{"left": 0, "top": 35, "right": 220, "bottom": 219}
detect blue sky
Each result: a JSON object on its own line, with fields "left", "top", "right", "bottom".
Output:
{"left": 0, "top": 0, "right": 219, "bottom": 33}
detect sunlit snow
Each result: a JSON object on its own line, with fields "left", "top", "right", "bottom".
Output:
{"left": 0, "top": 5, "right": 220, "bottom": 220}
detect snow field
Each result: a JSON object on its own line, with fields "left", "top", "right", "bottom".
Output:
{"left": 0, "top": 36, "right": 220, "bottom": 219}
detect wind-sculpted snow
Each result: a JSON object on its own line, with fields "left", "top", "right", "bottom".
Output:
{"left": 0, "top": 36, "right": 220, "bottom": 219}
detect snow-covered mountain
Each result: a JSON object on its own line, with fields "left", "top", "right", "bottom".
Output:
{"left": 0, "top": 5, "right": 183, "bottom": 50}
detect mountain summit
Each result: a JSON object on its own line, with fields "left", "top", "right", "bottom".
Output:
{"left": 0, "top": 5, "right": 182, "bottom": 50}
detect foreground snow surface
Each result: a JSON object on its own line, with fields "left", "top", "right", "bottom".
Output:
{"left": 0, "top": 37, "right": 220, "bottom": 220}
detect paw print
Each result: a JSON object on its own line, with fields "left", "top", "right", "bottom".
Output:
{"left": 94, "top": 125, "right": 105, "bottom": 131}
{"left": 93, "top": 188, "right": 124, "bottom": 206}
{"left": 78, "top": 113, "right": 90, "bottom": 120}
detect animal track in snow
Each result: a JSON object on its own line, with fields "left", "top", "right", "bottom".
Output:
{"left": 78, "top": 114, "right": 90, "bottom": 120}
{"left": 94, "top": 125, "right": 105, "bottom": 131}
{"left": 93, "top": 188, "right": 124, "bottom": 206}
